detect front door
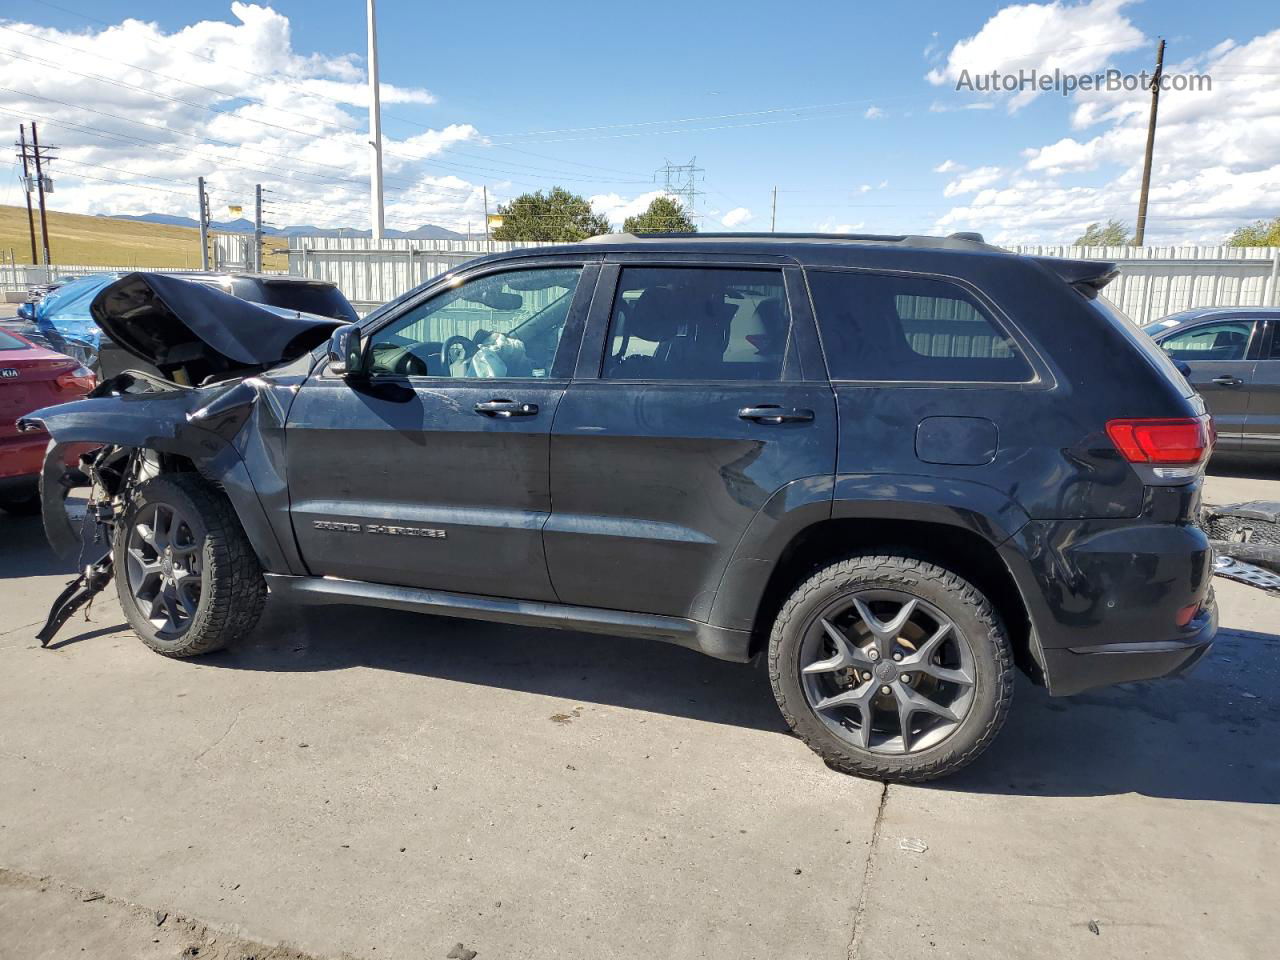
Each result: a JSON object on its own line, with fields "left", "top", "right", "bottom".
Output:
{"left": 1158, "top": 318, "right": 1261, "bottom": 450}
{"left": 1242, "top": 318, "right": 1280, "bottom": 453}
{"left": 286, "top": 262, "right": 597, "bottom": 600}
{"left": 545, "top": 262, "right": 837, "bottom": 619}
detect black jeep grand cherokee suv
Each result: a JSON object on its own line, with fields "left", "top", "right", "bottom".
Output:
{"left": 25, "top": 234, "right": 1216, "bottom": 782}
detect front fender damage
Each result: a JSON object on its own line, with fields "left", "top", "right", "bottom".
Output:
{"left": 21, "top": 370, "right": 284, "bottom": 645}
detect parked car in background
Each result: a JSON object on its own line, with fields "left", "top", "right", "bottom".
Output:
{"left": 11, "top": 272, "right": 358, "bottom": 381}
{"left": 1143, "top": 307, "right": 1280, "bottom": 455}
{"left": 0, "top": 328, "right": 95, "bottom": 514}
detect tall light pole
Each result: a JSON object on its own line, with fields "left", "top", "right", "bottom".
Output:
{"left": 367, "top": 0, "right": 386, "bottom": 240}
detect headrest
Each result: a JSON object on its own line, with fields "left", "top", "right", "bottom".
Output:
{"left": 627, "top": 287, "right": 679, "bottom": 342}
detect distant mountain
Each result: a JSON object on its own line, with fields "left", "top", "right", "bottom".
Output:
{"left": 101, "top": 213, "right": 464, "bottom": 240}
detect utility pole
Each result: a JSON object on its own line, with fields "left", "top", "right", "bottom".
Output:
{"left": 196, "top": 176, "right": 210, "bottom": 270}
{"left": 30, "top": 123, "right": 52, "bottom": 266}
{"left": 16, "top": 124, "right": 37, "bottom": 263}
{"left": 253, "top": 183, "right": 263, "bottom": 272}
{"left": 770, "top": 186, "right": 777, "bottom": 233}
{"left": 366, "top": 0, "right": 386, "bottom": 241}
{"left": 483, "top": 186, "right": 490, "bottom": 243}
{"left": 1133, "top": 37, "right": 1165, "bottom": 247}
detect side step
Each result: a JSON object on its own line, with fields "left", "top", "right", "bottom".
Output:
{"left": 264, "top": 574, "right": 752, "bottom": 662}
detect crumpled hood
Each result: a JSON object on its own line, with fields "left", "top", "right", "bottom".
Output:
{"left": 90, "top": 272, "right": 344, "bottom": 383}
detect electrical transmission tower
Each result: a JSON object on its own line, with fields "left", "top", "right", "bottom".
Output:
{"left": 657, "top": 157, "right": 703, "bottom": 221}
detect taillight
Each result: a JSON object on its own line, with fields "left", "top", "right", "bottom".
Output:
{"left": 1106, "top": 416, "right": 1211, "bottom": 482}
{"left": 54, "top": 365, "right": 96, "bottom": 393}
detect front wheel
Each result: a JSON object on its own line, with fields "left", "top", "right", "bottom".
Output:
{"left": 768, "top": 553, "right": 1013, "bottom": 783}
{"left": 114, "top": 473, "right": 266, "bottom": 657}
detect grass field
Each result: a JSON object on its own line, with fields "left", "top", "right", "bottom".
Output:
{"left": 0, "top": 204, "right": 287, "bottom": 270}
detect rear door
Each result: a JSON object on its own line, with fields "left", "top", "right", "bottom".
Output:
{"left": 1242, "top": 317, "right": 1280, "bottom": 453}
{"left": 545, "top": 259, "right": 837, "bottom": 619}
{"left": 285, "top": 259, "right": 597, "bottom": 600}
{"left": 1157, "top": 318, "right": 1262, "bottom": 450}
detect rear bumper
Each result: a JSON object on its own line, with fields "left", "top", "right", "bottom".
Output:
{"left": 1038, "top": 598, "right": 1217, "bottom": 696}
{"left": 999, "top": 513, "right": 1217, "bottom": 696}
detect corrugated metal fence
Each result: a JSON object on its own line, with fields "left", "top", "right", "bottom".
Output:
{"left": 287, "top": 236, "right": 554, "bottom": 313}
{"left": 289, "top": 237, "right": 1280, "bottom": 324}
{"left": 1007, "top": 244, "right": 1280, "bottom": 324}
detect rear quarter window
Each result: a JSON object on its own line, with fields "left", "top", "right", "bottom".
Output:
{"left": 808, "top": 270, "right": 1033, "bottom": 382}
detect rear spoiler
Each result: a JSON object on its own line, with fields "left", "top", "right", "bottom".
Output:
{"left": 1032, "top": 257, "right": 1119, "bottom": 299}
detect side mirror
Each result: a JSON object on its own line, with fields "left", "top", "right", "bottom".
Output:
{"left": 327, "top": 324, "right": 363, "bottom": 377}
{"left": 16, "top": 302, "right": 34, "bottom": 320}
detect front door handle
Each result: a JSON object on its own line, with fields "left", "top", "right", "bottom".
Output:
{"left": 738, "top": 405, "right": 815, "bottom": 424}
{"left": 474, "top": 399, "right": 539, "bottom": 418}
{"left": 1211, "top": 375, "right": 1244, "bottom": 387}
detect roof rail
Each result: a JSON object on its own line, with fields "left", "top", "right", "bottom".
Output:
{"left": 580, "top": 231, "right": 995, "bottom": 249}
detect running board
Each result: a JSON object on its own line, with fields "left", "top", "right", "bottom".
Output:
{"left": 263, "top": 574, "right": 752, "bottom": 662}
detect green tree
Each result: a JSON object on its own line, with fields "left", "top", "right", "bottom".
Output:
{"left": 490, "top": 187, "right": 611, "bottom": 242}
{"left": 623, "top": 195, "right": 697, "bottom": 234}
{"left": 1226, "top": 217, "right": 1280, "bottom": 247}
{"left": 1074, "top": 219, "right": 1131, "bottom": 246}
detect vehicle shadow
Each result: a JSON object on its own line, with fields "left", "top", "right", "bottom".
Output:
{"left": 947, "top": 625, "right": 1280, "bottom": 804}
{"left": 0, "top": 515, "right": 80, "bottom": 579}
{"left": 191, "top": 601, "right": 1280, "bottom": 805}
{"left": 1208, "top": 455, "right": 1280, "bottom": 482}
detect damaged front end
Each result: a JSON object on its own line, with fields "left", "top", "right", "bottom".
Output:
{"left": 19, "top": 272, "right": 343, "bottom": 645}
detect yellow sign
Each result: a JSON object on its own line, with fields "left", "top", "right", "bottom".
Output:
{"left": 227, "top": 205, "right": 243, "bottom": 216}
{"left": 486, "top": 214, "right": 503, "bottom": 229}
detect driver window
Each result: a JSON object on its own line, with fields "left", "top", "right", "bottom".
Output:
{"left": 367, "top": 266, "right": 583, "bottom": 378}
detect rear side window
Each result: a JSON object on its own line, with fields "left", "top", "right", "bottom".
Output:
{"left": 604, "top": 267, "right": 790, "bottom": 381}
{"left": 809, "top": 270, "right": 1033, "bottom": 383}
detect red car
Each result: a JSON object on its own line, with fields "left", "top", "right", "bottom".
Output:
{"left": 0, "top": 328, "right": 96, "bottom": 514}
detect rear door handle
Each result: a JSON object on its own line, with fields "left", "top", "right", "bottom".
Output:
{"left": 738, "top": 405, "right": 815, "bottom": 424}
{"left": 474, "top": 399, "right": 539, "bottom": 418}
{"left": 1211, "top": 375, "right": 1244, "bottom": 387}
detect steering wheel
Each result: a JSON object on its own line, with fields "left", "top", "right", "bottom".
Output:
{"left": 441, "top": 335, "right": 476, "bottom": 373}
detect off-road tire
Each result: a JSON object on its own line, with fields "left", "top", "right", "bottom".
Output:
{"left": 114, "top": 473, "right": 266, "bottom": 657}
{"left": 768, "top": 553, "right": 1013, "bottom": 783}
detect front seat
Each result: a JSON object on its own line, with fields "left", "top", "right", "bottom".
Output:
{"left": 609, "top": 287, "right": 679, "bottom": 376}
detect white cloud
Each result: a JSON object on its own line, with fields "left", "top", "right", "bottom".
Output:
{"left": 934, "top": 23, "right": 1280, "bottom": 244}
{"left": 926, "top": 0, "right": 1147, "bottom": 112}
{"left": 0, "top": 4, "right": 499, "bottom": 233}
{"left": 817, "top": 220, "right": 865, "bottom": 233}
{"left": 933, "top": 159, "right": 963, "bottom": 173}
{"left": 943, "top": 166, "right": 1002, "bottom": 197}
{"left": 588, "top": 190, "right": 666, "bottom": 228}
{"left": 864, "top": 106, "right": 885, "bottom": 119}
{"left": 721, "top": 207, "right": 753, "bottom": 228}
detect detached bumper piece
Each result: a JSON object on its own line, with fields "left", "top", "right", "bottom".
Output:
{"left": 1042, "top": 600, "right": 1217, "bottom": 697}
{"left": 36, "top": 553, "right": 114, "bottom": 647}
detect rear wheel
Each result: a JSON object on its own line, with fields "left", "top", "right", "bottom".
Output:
{"left": 768, "top": 553, "right": 1013, "bottom": 782}
{"left": 114, "top": 473, "right": 266, "bottom": 657}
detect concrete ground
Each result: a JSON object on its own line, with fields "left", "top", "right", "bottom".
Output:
{"left": 0, "top": 463, "right": 1277, "bottom": 960}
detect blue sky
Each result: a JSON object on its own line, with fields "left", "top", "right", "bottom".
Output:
{"left": 4, "top": 0, "right": 1278, "bottom": 242}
